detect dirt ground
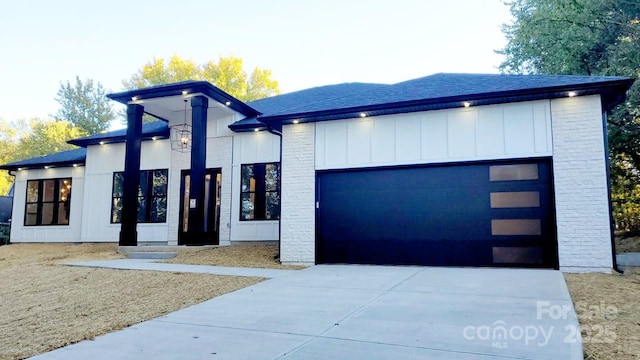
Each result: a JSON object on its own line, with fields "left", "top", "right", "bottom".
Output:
{"left": 564, "top": 267, "right": 640, "bottom": 360}
{"left": 615, "top": 235, "right": 640, "bottom": 253}
{"left": 163, "top": 244, "right": 306, "bottom": 269}
{"left": 1, "top": 243, "right": 638, "bottom": 360}
{"left": 0, "top": 243, "right": 262, "bottom": 360}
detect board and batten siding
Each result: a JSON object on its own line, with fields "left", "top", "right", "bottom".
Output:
{"left": 9, "top": 166, "right": 85, "bottom": 242}
{"left": 80, "top": 140, "right": 171, "bottom": 242}
{"left": 316, "top": 100, "right": 553, "bottom": 169}
{"left": 230, "top": 131, "right": 280, "bottom": 242}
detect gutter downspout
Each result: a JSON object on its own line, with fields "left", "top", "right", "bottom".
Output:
{"left": 265, "top": 125, "right": 283, "bottom": 261}
{"left": 7, "top": 170, "right": 16, "bottom": 235}
{"left": 602, "top": 110, "right": 623, "bottom": 274}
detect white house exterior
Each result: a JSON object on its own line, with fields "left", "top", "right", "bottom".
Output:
{"left": 2, "top": 73, "right": 634, "bottom": 272}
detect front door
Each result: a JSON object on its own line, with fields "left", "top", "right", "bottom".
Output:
{"left": 178, "top": 169, "right": 222, "bottom": 245}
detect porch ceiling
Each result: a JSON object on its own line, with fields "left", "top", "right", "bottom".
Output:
{"left": 135, "top": 94, "right": 236, "bottom": 123}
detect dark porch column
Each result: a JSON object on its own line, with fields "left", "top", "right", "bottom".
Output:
{"left": 119, "top": 104, "right": 144, "bottom": 246}
{"left": 187, "top": 96, "right": 208, "bottom": 244}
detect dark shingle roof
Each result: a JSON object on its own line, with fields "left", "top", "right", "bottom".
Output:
{"left": 236, "top": 73, "right": 633, "bottom": 128}
{"left": 0, "top": 148, "right": 86, "bottom": 171}
{"left": 247, "top": 82, "right": 389, "bottom": 115}
{"left": 68, "top": 120, "right": 169, "bottom": 147}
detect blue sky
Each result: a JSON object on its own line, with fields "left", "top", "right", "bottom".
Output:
{"left": 0, "top": 0, "right": 512, "bottom": 123}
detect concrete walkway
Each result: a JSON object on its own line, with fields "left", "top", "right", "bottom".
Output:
{"left": 67, "top": 259, "right": 295, "bottom": 278}
{"left": 617, "top": 252, "right": 640, "bottom": 267}
{"left": 34, "top": 262, "right": 582, "bottom": 360}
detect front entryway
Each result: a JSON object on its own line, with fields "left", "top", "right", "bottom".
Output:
{"left": 178, "top": 169, "right": 222, "bottom": 245}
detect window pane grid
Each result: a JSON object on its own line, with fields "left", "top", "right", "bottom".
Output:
{"left": 240, "top": 163, "right": 280, "bottom": 221}
{"left": 111, "top": 169, "right": 168, "bottom": 223}
{"left": 24, "top": 178, "right": 72, "bottom": 226}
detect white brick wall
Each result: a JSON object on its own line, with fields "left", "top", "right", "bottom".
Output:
{"left": 207, "top": 136, "right": 233, "bottom": 245}
{"left": 551, "top": 95, "right": 613, "bottom": 272}
{"left": 167, "top": 149, "right": 189, "bottom": 245}
{"left": 280, "top": 123, "right": 316, "bottom": 264}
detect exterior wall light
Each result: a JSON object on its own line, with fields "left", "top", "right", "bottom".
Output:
{"left": 568, "top": 91, "right": 577, "bottom": 97}
{"left": 225, "top": 101, "right": 231, "bottom": 106}
{"left": 99, "top": 141, "right": 105, "bottom": 145}
{"left": 44, "top": 166, "right": 50, "bottom": 169}
{"left": 182, "top": 90, "right": 188, "bottom": 95}
{"left": 292, "top": 120, "right": 300, "bottom": 124}
{"left": 463, "top": 102, "right": 471, "bottom": 108}
{"left": 360, "top": 113, "right": 367, "bottom": 117}
{"left": 254, "top": 128, "right": 260, "bottom": 132}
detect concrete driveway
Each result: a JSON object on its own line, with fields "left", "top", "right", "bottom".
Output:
{"left": 33, "top": 265, "right": 582, "bottom": 359}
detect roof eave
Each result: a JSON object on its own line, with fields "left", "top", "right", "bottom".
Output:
{"left": 107, "top": 81, "right": 261, "bottom": 118}
{"left": 260, "top": 79, "right": 635, "bottom": 125}
{"left": 0, "top": 160, "right": 86, "bottom": 172}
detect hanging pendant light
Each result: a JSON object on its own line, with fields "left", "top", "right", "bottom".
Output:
{"left": 170, "top": 99, "right": 192, "bottom": 152}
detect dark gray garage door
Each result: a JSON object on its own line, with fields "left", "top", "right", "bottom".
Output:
{"left": 316, "top": 159, "right": 557, "bottom": 268}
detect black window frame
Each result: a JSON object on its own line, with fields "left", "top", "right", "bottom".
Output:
{"left": 111, "top": 169, "right": 168, "bottom": 224}
{"left": 240, "top": 162, "right": 280, "bottom": 221}
{"left": 24, "top": 178, "right": 72, "bottom": 226}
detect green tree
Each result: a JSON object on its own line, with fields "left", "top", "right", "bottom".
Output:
{"left": 123, "top": 55, "right": 280, "bottom": 102}
{"left": 499, "top": 0, "right": 640, "bottom": 230}
{"left": 15, "top": 119, "right": 84, "bottom": 160}
{"left": 0, "top": 119, "right": 21, "bottom": 195}
{"left": 55, "top": 76, "right": 116, "bottom": 134}
{"left": 0, "top": 118, "right": 83, "bottom": 195}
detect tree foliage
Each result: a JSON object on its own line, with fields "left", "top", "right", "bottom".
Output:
{"left": 55, "top": 76, "right": 116, "bottom": 134}
{"left": 499, "top": 0, "right": 640, "bottom": 231}
{"left": 0, "top": 119, "right": 83, "bottom": 196}
{"left": 123, "top": 55, "right": 280, "bottom": 102}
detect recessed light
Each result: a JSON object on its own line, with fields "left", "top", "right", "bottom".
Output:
{"left": 99, "top": 141, "right": 105, "bottom": 145}
{"left": 292, "top": 120, "right": 300, "bottom": 124}
{"left": 254, "top": 128, "right": 260, "bottom": 132}
{"left": 463, "top": 102, "right": 471, "bottom": 108}
{"left": 151, "top": 136, "right": 158, "bottom": 141}
{"left": 225, "top": 101, "right": 231, "bottom": 106}
{"left": 182, "top": 90, "right": 188, "bottom": 95}
{"left": 360, "top": 113, "right": 367, "bottom": 117}
{"left": 568, "top": 91, "right": 577, "bottom": 97}
{"left": 17, "top": 167, "right": 24, "bottom": 171}
{"left": 132, "top": 96, "right": 138, "bottom": 101}
{"left": 44, "top": 166, "right": 50, "bottom": 169}
{"left": 73, "top": 164, "right": 78, "bottom": 167}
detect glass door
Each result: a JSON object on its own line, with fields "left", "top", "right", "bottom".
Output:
{"left": 178, "top": 169, "right": 221, "bottom": 245}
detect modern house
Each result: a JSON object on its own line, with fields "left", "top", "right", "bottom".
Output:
{"left": 1, "top": 73, "right": 634, "bottom": 272}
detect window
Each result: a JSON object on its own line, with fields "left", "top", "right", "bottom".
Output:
{"left": 111, "top": 169, "right": 168, "bottom": 223}
{"left": 24, "top": 178, "right": 72, "bottom": 226}
{"left": 489, "top": 164, "right": 538, "bottom": 181}
{"left": 240, "top": 163, "right": 280, "bottom": 220}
